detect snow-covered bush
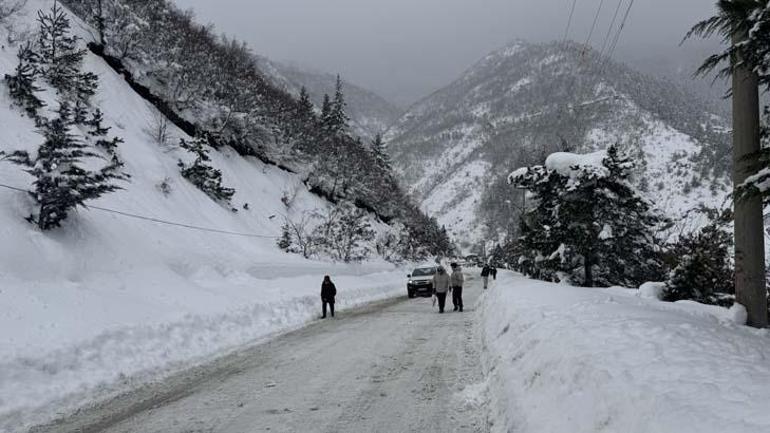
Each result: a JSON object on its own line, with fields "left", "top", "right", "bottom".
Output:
{"left": 663, "top": 218, "right": 735, "bottom": 306}
{"left": 510, "top": 144, "right": 666, "bottom": 287}
{"left": 177, "top": 136, "right": 235, "bottom": 204}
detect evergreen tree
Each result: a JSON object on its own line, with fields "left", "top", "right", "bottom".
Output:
{"left": 512, "top": 144, "right": 665, "bottom": 287}
{"left": 297, "top": 86, "right": 315, "bottom": 121}
{"left": 37, "top": 1, "right": 97, "bottom": 101}
{"left": 329, "top": 75, "right": 350, "bottom": 135}
{"left": 4, "top": 42, "right": 45, "bottom": 121}
{"left": 6, "top": 102, "right": 126, "bottom": 230}
{"left": 371, "top": 133, "right": 391, "bottom": 170}
{"left": 178, "top": 135, "right": 235, "bottom": 203}
{"left": 664, "top": 219, "right": 735, "bottom": 306}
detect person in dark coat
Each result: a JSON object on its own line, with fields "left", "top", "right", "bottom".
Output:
{"left": 321, "top": 275, "right": 337, "bottom": 318}
{"left": 491, "top": 265, "right": 498, "bottom": 280}
{"left": 481, "top": 264, "right": 491, "bottom": 289}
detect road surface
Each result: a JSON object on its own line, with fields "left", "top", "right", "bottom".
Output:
{"left": 33, "top": 277, "right": 491, "bottom": 433}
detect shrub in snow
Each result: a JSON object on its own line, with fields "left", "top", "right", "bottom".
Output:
{"left": 510, "top": 144, "right": 666, "bottom": 287}
{"left": 663, "top": 219, "right": 735, "bottom": 306}
{"left": 6, "top": 102, "right": 127, "bottom": 230}
{"left": 177, "top": 136, "right": 235, "bottom": 204}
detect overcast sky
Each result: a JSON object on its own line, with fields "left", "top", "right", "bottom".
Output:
{"left": 172, "top": 0, "right": 721, "bottom": 107}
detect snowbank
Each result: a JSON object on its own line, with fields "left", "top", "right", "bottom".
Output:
{"left": 481, "top": 272, "right": 770, "bottom": 433}
{"left": 0, "top": 264, "right": 407, "bottom": 432}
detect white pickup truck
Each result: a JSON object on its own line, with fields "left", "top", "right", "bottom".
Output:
{"left": 406, "top": 266, "right": 437, "bottom": 298}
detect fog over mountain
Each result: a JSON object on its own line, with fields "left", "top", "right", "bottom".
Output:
{"left": 173, "top": 0, "right": 722, "bottom": 107}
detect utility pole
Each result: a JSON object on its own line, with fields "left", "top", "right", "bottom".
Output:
{"left": 732, "top": 27, "right": 768, "bottom": 328}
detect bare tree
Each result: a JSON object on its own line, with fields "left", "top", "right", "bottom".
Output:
{"left": 283, "top": 212, "right": 319, "bottom": 259}
{"left": 145, "top": 107, "right": 171, "bottom": 147}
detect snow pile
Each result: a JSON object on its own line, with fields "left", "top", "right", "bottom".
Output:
{"left": 638, "top": 281, "right": 666, "bottom": 300}
{"left": 544, "top": 150, "right": 607, "bottom": 178}
{"left": 482, "top": 272, "right": 770, "bottom": 433}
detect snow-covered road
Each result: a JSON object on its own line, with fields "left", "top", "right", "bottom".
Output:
{"left": 32, "top": 279, "right": 490, "bottom": 433}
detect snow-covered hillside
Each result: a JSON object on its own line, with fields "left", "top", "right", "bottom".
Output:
{"left": 482, "top": 272, "right": 770, "bottom": 433}
{"left": 255, "top": 57, "right": 402, "bottom": 141}
{"left": 386, "top": 40, "right": 732, "bottom": 247}
{"left": 0, "top": 1, "right": 410, "bottom": 430}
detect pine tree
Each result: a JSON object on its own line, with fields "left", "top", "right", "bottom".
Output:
{"left": 512, "top": 144, "right": 665, "bottom": 287}
{"left": 371, "top": 133, "right": 391, "bottom": 170}
{"left": 664, "top": 220, "right": 735, "bottom": 306}
{"left": 329, "top": 75, "right": 350, "bottom": 135}
{"left": 4, "top": 42, "right": 45, "bottom": 121}
{"left": 7, "top": 102, "right": 126, "bottom": 230}
{"left": 178, "top": 135, "right": 236, "bottom": 203}
{"left": 297, "top": 86, "right": 315, "bottom": 121}
{"left": 37, "top": 1, "right": 97, "bottom": 101}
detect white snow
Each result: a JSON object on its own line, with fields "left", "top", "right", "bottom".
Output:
{"left": 638, "top": 281, "right": 666, "bottom": 300}
{"left": 482, "top": 272, "right": 770, "bottom": 433}
{"left": 0, "top": 2, "right": 410, "bottom": 431}
{"left": 544, "top": 150, "right": 607, "bottom": 178}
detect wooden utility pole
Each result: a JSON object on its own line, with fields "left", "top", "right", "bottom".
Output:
{"left": 732, "top": 27, "right": 768, "bottom": 328}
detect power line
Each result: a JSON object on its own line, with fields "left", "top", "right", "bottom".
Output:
{"left": 602, "top": 0, "right": 636, "bottom": 72}
{"left": 0, "top": 183, "right": 277, "bottom": 239}
{"left": 582, "top": 0, "right": 606, "bottom": 57}
{"left": 562, "top": 0, "right": 579, "bottom": 43}
{"left": 598, "top": 0, "right": 625, "bottom": 59}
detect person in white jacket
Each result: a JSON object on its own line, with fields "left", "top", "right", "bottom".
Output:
{"left": 450, "top": 263, "right": 464, "bottom": 312}
{"left": 432, "top": 266, "right": 451, "bottom": 313}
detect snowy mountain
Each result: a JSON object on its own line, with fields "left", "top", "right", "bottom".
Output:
{"left": 386, "top": 40, "right": 732, "bottom": 248}
{"left": 255, "top": 57, "right": 402, "bottom": 140}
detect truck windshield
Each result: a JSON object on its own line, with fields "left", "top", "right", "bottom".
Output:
{"left": 412, "top": 268, "right": 436, "bottom": 277}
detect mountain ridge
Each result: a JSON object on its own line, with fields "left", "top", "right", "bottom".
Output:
{"left": 386, "top": 39, "right": 731, "bottom": 249}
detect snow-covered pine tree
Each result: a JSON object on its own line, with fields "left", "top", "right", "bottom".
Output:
{"left": 37, "top": 1, "right": 97, "bottom": 101}
{"left": 371, "top": 133, "right": 391, "bottom": 170}
{"left": 328, "top": 75, "right": 350, "bottom": 136}
{"left": 664, "top": 211, "right": 735, "bottom": 305}
{"left": 4, "top": 42, "right": 46, "bottom": 122}
{"left": 177, "top": 135, "right": 235, "bottom": 203}
{"left": 6, "top": 102, "right": 127, "bottom": 230}
{"left": 512, "top": 144, "right": 665, "bottom": 287}
{"left": 297, "top": 86, "right": 315, "bottom": 121}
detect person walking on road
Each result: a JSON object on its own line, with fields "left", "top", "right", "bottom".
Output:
{"left": 481, "top": 264, "right": 491, "bottom": 290}
{"left": 321, "top": 275, "right": 336, "bottom": 318}
{"left": 491, "top": 265, "right": 498, "bottom": 281}
{"left": 450, "top": 263, "right": 464, "bottom": 312}
{"left": 432, "top": 266, "right": 451, "bottom": 313}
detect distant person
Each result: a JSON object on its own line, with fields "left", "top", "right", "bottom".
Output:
{"left": 450, "top": 263, "right": 465, "bottom": 312}
{"left": 481, "top": 264, "right": 491, "bottom": 289}
{"left": 321, "top": 275, "right": 337, "bottom": 318}
{"left": 432, "top": 266, "right": 451, "bottom": 313}
{"left": 491, "top": 265, "right": 498, "bottom": 281}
